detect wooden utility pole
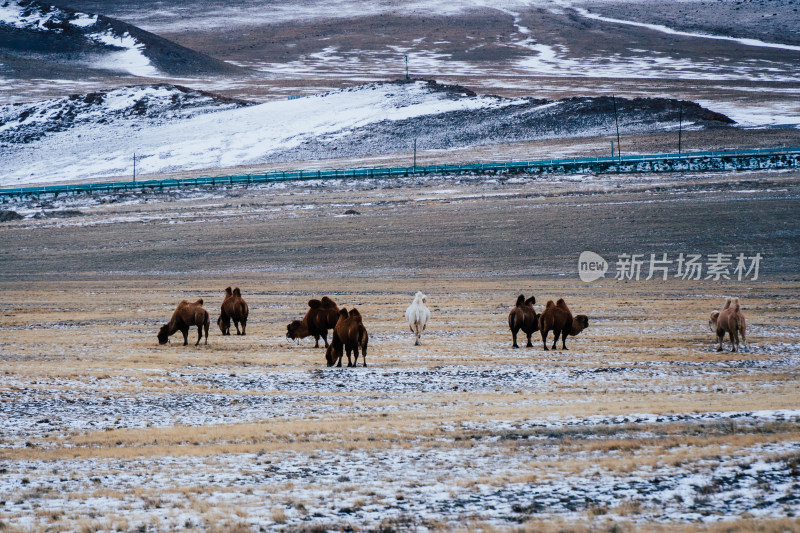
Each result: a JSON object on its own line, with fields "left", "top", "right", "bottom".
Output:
{"left": 405, "top": 55, "right": 409, "bottom": 79}
{"left": 413, "top": 139, "right": 417, "bottom": 170}
{"left": 133, "top": 153, "right": 136, "bottom": 182}
{"left": 678, "top": 102, "right": 683, "bottom": 154}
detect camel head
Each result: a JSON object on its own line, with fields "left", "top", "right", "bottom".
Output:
{"left": 571, "top": 315, "right": 589, "bottom": 336}
{"left": 325, "top": 343, "right": 340, "bottom": 367}
{"left": 217, "top": 315, "right": 229, "bottom": 334}
{"left": 157, "top": 324, "right": 170, "bottom": 345}
{"left": 709, "top": 311, "right": 720, "bottom": 332}
{"left": 286, "top": 320, "right": 306, "bottom": 340}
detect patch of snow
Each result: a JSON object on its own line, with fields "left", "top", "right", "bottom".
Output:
{"left": 572, "top": 6, "right": 800, "bottom": 53}
{"left": 69, "top": 13, "right": 97, "bottom": 28}
{"left": 88, "top": 30, "right": 160, "bottom": 78}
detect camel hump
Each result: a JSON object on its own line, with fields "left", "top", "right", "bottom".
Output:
{"left": 733, "top": 298, "right": 740, "bottom": 312}
{"left": 525, "top": 296, "right": 536, "bottom": 306}
{"left": 545, "top": 300, "right": 555, "bottom": 309}
{"left": 233, "top": 287, "right": 241, "bottom": 297}
{"left": 556, "top": 298, "right": 567, "bottom": 308}
{"left": 195, "top": 298, "right": 204, "bottom": 306}
{"left": 320, "top": 296, "right": 336, "bottom": 308}
{"left": 224, "top": 286, "right": 232, "bottom": 296}
{"left": 308, "top": 299, "right": 322, "bottom": 309}
{"left": 338, "top": 308, "right": 349, "bottom": 319}
{"left": 723, "top": 298, "right": 732, "bottom": 309}
{"left": 349, "top": 308, "right": 362, "bottom": 319}
{"left": 515, "top": 294, "right": 525, "bottom": 307}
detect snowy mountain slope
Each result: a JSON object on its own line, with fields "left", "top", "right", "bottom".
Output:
{"left": 0, "top": 84, "right": 251, "bottom": 143}
{"left": 0, "top": 79, "right": 733, "bottom": 186}
{"left": 0, "top": 0, "right": 248, "bottom": 77}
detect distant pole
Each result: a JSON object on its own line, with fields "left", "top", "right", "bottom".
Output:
{"left": 405, "top": 55, "right": 409, "bottom": 80}
{"left": 133, "top": 153, "right": 136, "bottom": 182}
{"left": 612, "top": 95, "right": 621, "bottom": 160}
{"left": 611, "top": 140, "right": 614, "bottom": 158}
{"left": 678, "top": 102, "right": 683, "bottom": 154}
{"left": 413, "top": 139, "right": 417, "bottom": 170}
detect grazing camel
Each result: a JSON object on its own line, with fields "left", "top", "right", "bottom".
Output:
{"left": 218, "top": 287, "right": 249, "bottom": 336}
{"left": 710, "top": 298, "right": 748, "bottom": 352}
{"left": 538, "top": 298, "right": 589, "bottom": 350}
{"left": 405, "top": 291, "right": 431, "bottom": 346}
{"left": 286, "top": 296, "right": 340, "bottom": 348}
{"left": 158, "top": 299, "right": 210, "bottom": 346}
{"left": 326, "top": 308, "right": 369, "bottom": 367}
{"left": 508, "top": 294, "right": 538, "bottom": 348}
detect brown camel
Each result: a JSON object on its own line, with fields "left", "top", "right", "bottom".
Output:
{"left": 287, "top": 296, "right": 340, "bottom": 348}
{"left": 538, "top": 298, "right": 589, "bottom": 350}
{"left": 710, "top": 298, "right": 748, "bottom": 352}
{"left": 508, "top": 294, "right": 538, "bottom": 348}
{"left": 326, "top": 308, "right": 369, "bottom": 367}
{"left": 158, "top": 299, "right": 210, "bottom": 346}
{"left": 218, "top": 287, "right": 249, "bottom": 336}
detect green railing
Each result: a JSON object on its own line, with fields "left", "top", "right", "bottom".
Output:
{"left": 1, "top": 147, "right": 798, "bottom": 199}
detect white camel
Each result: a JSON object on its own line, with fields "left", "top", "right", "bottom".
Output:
{"left": 405, "top": 291, "right": 431, "bottom": 346}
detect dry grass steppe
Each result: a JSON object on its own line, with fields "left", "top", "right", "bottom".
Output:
{"left": 1, "top": 169, "right": 799, "bottom": 531}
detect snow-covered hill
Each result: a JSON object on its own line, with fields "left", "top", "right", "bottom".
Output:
{"left": 0, "top": 0, "right": 247, "bottom": 77}
{"left": 0, "top": 84, "right": 251, "bottom": 144}
{"left": 0, "top": 79, "right": 733, "bottom": 186}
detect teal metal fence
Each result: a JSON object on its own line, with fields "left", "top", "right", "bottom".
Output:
{"left": 1, "top": 147, "right": 798, "bottom": 200}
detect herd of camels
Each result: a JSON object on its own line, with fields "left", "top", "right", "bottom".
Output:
{"left": 157, "top": 288, "right": 749, "bottom": 366}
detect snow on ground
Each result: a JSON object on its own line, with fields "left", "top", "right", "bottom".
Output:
{"left": 1, "top": 425, "right": 798, "bottom": 530}
{"left": 571, "top": 6, "right": 800, "bottom": 53}
{"left": 0, "top": 80, "right": 522, "bottom": 185}
{"left": 0, "top": 84, "right": 248, "bottom": 143}
{"left": 0, "top": 0, "right": 159, "bottom": 77}
{"left": 0, "top": 1, "right": 96, "bottom": 30}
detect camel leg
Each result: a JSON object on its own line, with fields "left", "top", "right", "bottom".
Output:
{"left": 741, "top": 328, "right": 748, "bottom": 352}
{"left": 552, "top": 328, "right": 560, "bottom": 350}
{"left": 240, "top": 319, "right": 246, "bottom": 336}
{"left": 181, "top": 327, "right": 189, "bottom": 346}
{"left": 345, "top": 347, "right": 353, "bottom": 367}
{"left": 541, "top": 329, "right": 549, "bottom": 351}
{"left": 234, "top": 319, "right": 241, "bottom": 335}
{"left": 196, "top": 325, "right": 203, "bottom": 346}
{"left": 526, "top": 332, "right": 533, "bottom": 348}
{"left": 352, "top": 344, "right": 360, "bottom": 367}
{"left": 730, "top": 327, "right": 739, "bottom": 353}
{"left": 313, "top": 334, "right": 320, "bottom": 349}
{"left": 204, "top": 321, "right": 209, "bottom": 345}
{"left": 716, "top": 329, "right": 724, "bottom": 352}
{"left": 511, "top": 328, "right": 520, "bottom": 349}
{"left": 560, "top": 330, "right": 568, "bottom": 350}
{"left": 322, "top": 331, "right": 329, "bottom": 349}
